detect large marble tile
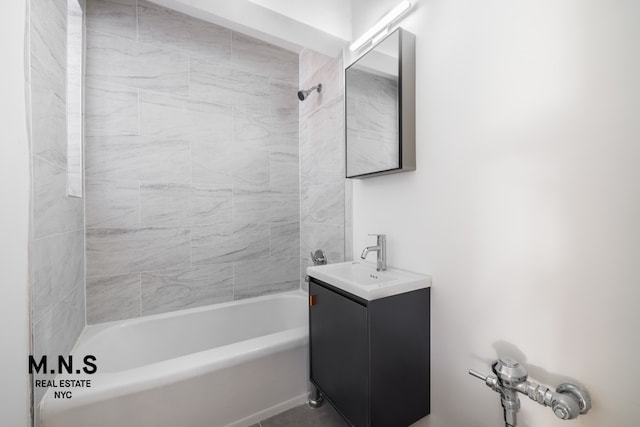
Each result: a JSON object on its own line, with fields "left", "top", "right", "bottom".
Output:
{"left": 270, "top": 78, "right": 300, "bottom": 111}
{"left": 268, "top": 188, "right": 301, "bottom": 224}
{"left": 300, "top": 158, "right": 344, "bottom": 188}
{"left": 233, "top": 256, "right": 299, "bottom": 299}
{"left": 86, "top": 227, "right": 191, "bottom": 277}
{"left": 86, "top": 30, "right": 189, "bottom": 95}
{"left": 232, "top": 186, "right": 269, "bottom": 223}
{"left": 137, "top": 0, "right": 231, "bottom": 62}
{"left": 300, "top": 97, "right": 344, "bottom": 175}
{"left": 190, "top": 58, "right": 269, "bottom": 106}
{"left": 191, "top": 223, "right": 269, "bottom": 265}
{"left": 32, "top": 311, "right": 54, "bottom": 405}
{"left": 190, "top": 142, "right": 234, "bottom": 185}
{"left": 51, "top": 284, "right": 85, "bottom": 356}
{"left": 30, "top": 0, "right": 66, "bottom": 95}
{"left": 33, "top": 156, "right": 84, "bottom": 239}
{"left": 232, "top": 32, "right": 298, "bottom": 81}
{"left": 139, "top": 183, "right": 189, "bottom": 227}
{"left": 30, "top": 56, "right": 67, "bottom": 169}
{"left": 270, "top": 222, "right": 300, "bottom": 258}
{"left": 85, "top": 135, "right": 190, "bottom": 182}
{"left": 302, "top": 182, "right": 345, "bottom": 225}
{"left": 141, "top": 264, "right": 233, "bottom": 315}
{"left": 33, "top": 230, "right": 84, "bottom": 318}
{"left": 270, "top": 151, "right": 299, "bottom": 189}
{"left": 188, "top": 184, "right": 233, "bottom": 226}
{"left": 300, "top": 49, "right": 335, "bottom": 85}
{"left": 233, "top": 147, "right": 271, "bottom": 186}
{"left": 234, "top": 106, "right": 298, "bottom": 154}
{"left": 269, "top": 107, "right": 300, "bottom": 154}
{"left": 300, "top": 51, "right": 343, "bottom": 118}
{"left": 139, "top": 91, "right": 232, "bottom": 143}
{"left": 86, "top": 179, "right": 140, "bottom": 228}
{"left": 192, "top": 143, "right": 270, "bottom": 186}
{"left": 86, "top": 0, "right": 137, "bottom": 40}
{"left": 233, "top": 186, "right": 299, "bottom": 224}
{"left": 300, "top": 222, "right": 345, "bottom": 265}
{"left": 84, "top": 79, "right": 139, "bottom": 136}
{"left": 32, "top": 238, "right": 53, "bottom": 323}
{"left": 32, "top": 230, "right": 84, "bottom": 323}
{"left": 140, "top": 183, "right": 232, "bottom": 226}
{"left": 233, "top": 106, "right": 271, "bottom": 150}
{"left": 86, "top": 273, "right": 141, "bottom": 323}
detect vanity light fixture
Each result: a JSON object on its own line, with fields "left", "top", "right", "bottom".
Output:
{"left": 349, "top": 0, "right": 412, "bottom": 52}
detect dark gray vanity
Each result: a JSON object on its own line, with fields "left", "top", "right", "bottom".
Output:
{"left": 307, "top": 262, "right": 431, "bottom": 427}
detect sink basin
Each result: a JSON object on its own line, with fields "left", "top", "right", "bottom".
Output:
{"left": 307, "top": 261, "right": 431, "bottom": 300}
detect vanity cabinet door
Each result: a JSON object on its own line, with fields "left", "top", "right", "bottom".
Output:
{"left": 310, "top": 281, "right": 368, "bottom": 427}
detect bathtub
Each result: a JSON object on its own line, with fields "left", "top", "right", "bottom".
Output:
{"left": 40, "top": 291, "right": 309, "bottom": 427}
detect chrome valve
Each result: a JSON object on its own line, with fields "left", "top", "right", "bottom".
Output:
{"left": 469, "top": 357, "right": 591, "bottom": 427}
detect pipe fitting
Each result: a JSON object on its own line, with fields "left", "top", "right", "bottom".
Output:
{"left": 469, "top": 358, "right": 591, "bottom": 427}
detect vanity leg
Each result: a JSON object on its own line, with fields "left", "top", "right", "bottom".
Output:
{"left": 308, "top": 384, "right": 323, "bottom": 408}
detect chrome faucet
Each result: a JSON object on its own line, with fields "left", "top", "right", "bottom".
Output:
{"left": 469, "top": 357, "right": 591, "bottom": 427}
{"left": 360, "top": 234, "right": 386, "bottom": 271}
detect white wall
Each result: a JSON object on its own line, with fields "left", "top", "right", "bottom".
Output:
{"left": 0, "top": 0, "right": 32, "bottom": 425}
{"left": 351, "top": 0, "right": 640, "bottom": 425}
{"left": 149, "top": 0, "right": 348, "bottom": 56}
{"left": 248, "top": 0, "right": 351, "bottom": 40}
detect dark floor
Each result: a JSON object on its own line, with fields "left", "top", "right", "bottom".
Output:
{"left": 253, "top": 403, "right": 349, "bottom": 427}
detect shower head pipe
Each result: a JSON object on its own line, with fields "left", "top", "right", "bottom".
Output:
{"left": 297, "top": 83, "right": 323, "bottom": 101}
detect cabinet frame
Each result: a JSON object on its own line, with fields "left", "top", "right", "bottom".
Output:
{"left": 309, "top": 277, "right": 430, "bottom": 427}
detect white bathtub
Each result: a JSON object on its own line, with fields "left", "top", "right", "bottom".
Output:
{"left": 40, "top": 291, "right": 309, "bottom": 427}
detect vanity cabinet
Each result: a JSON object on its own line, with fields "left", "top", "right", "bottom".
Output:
{"left": 309, "top": 278, "right": 430, "bottom": 427}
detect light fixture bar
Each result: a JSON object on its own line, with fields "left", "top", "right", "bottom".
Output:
{"left": 349, "top": 0, "right": 412, "bottom": 52}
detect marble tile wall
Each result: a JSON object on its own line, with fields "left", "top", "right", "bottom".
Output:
{"left": 85, "top": 0, "right": 300, "bottom": 323}
{"left": 299, "top": 49, "right": 349, "bottom": 290}
{"left": 29, "top": 0, "right": 86, "bottom": 407}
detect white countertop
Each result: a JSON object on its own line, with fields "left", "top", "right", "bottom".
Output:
{"left": 307, "top": 261, "right": 431, "bottom": 301}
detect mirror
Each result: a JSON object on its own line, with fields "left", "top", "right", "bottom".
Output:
{"left": 345, "top": 28, "right": 415, "bottom": 179}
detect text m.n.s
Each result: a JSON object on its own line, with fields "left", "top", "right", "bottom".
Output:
{"left": 28, "top": 355, "right": 97, "bottom": 375}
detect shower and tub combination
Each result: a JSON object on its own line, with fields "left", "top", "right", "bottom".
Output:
{"left": 35, "top": 2, "right": 344, "bottom": 427}
{"left": 31, "top": 0, "right": 346, "bottom": 425}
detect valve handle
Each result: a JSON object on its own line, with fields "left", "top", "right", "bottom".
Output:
{"left": 469, "top": 369, "right": 488, "bottom": 381}
{"left": 469, "top": 369, "right": 500, "bottom": 392}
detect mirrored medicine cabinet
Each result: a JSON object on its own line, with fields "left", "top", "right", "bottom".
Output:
{"left": 345, "top": 28, "right": 415, "bottom": 179}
